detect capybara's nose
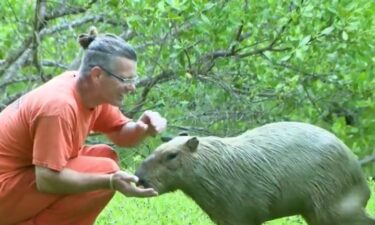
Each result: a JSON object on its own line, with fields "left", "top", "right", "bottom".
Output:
{"left": 136, "top": 178, "right": 149, "bottom": 188}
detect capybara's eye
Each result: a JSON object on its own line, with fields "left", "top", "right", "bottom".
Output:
{"left": 166, "top": 153, "right": 178, "bottom": 161}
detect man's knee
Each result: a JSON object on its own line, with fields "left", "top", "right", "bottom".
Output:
{"left": 96, "top": 157, "right": 120, "bottom": 173}
{"left": 65, "top": 154, "right": 120, "bottom": 173}
{"left": 80, "top": 144, "right": 119, "bottom": 163}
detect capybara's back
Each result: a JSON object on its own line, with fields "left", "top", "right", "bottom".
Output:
{"left": 231, "top": 122, "right": 372, "bottom": 225}
{"left": 136, "top": 122, "right": 374, "bottom": 225}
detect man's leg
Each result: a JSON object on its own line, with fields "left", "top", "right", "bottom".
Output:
{"left": 33, "top": 144, "right": 120, "bottom": 225}
{"left": 0, "top": 169, "right": 59, "bottom": 225}
{"left": 0, "top": 144, "right": 119, "bottom": 225}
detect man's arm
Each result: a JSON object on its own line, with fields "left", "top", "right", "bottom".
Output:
{"left": 35, "top": 166, "right": 157, "bottom": 197}
{"left": 106, "top": 110, "right": 167, "bottom": 147}
{"left": 35, "top": 166, "right": 109, "bottom": 194}
{"left": 106, "top": 121, "right": 149, "bottom": 147}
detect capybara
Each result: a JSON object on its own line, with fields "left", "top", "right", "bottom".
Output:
{"left": 135, "top": 122, "right": 375, "bottom": 225}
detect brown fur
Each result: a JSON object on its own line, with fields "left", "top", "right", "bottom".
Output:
{"left": 136, "top": 122, "right": 375, "bottom": 225}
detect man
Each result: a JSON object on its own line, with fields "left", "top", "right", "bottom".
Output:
{"left": 0, "top": 31, "right": 166, "bottom": 225}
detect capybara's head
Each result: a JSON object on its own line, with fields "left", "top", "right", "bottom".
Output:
{"left": 135, "top": 136, "right": 199, "bottom": 194}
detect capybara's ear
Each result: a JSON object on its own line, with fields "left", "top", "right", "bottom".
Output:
{"left": 160, "top": 136, "right": 173, "bottom": 142}
{"left": 178, "top": 131, "right": 189, "bottom": 136}
{"left": 185, "top": 137, "right": 199, "bottom": 152}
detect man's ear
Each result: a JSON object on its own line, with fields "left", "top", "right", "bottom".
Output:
{"left": 185, "top": 137, "right": 199, "bottom": 152}
{"left": 90, "top": 66, "right": 102, "bottom": 80}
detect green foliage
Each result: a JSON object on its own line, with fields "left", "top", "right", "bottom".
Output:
{"left": 2, "top": 0, "right": 374, "bottom": 148}
{"left": 1, "top": 0, "right": 374, "bottom": 168}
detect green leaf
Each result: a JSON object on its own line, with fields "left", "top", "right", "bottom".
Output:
{"left": 342, "top": 31, "right": 349, "bottom": 41}
{"left": 157, "top": 1, "right": 165, "bottom": 12}
{"left": 204, "top": 2, "right": 216, "bottom": 11}
{"left": 200, "top": 14, "right": 210, "bottom": 24}
{"left": 320, "top": 26, "right": 335, "bottom": 35}
{"left": 295, "top": 49, "right": 304, "bottom": 60}
{"left": 280, "top": 54, "right": 292, "bottom": 62}
{"left": 299, "top": 35, "right": 311, "bottom": 46}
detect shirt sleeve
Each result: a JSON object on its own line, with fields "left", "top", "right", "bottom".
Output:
{"left": 32, "top": 116, "right": 74, "bottom": 171}
{"left": 92, "top": 104, "right": 130, "bottom": 133}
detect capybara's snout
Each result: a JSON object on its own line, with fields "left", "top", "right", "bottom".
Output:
{"left": 135, "top": 169, "right": 151, "bottom": 188}
{"left": 136, "top": 178, "right": 151, "bottom": 188}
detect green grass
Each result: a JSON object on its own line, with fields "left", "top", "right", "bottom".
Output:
{"left": 96, "top": 182, "right": 375, "bottom": 225}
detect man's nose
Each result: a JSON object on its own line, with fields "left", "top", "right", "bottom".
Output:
{"left": 124, "top": 83, "right": 136, "bottom": 92}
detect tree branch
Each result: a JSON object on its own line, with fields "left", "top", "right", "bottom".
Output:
{"left": 0, "top": 39, "right": 33, "bottom": 77}
{"left": 44, "top": 0, "right": 97, "bottom": 21}
{"left": 359, "top": 153, "right": 375, "bottom": 167}
{"left": 0, "top": 14, "right": 105, "bottom": 85}
{"left": 1, "top": 48, "right": 33, "bottom": 82}
{"left": 230, "top": 21, "right": 244, "bottom": 53}
{"left": 0, "top": 76, "right": 39, "bottom": 90}
{"left": 126, "top": 71, "right": 175, "bottom": 118}
{"left": 168, "top": 124, "right": 211, "bottom": 135}
{"left": 32, "top": 0, "right": 47, "bottom": 82}
{"left": 45, "top": 7, "right": 86, "bottom": 21}
{"left": 41, "top": 60, "right": 68, "bottom": 69}
{"left": 0, "top": 92, "right": 25, "bottom": 111}
{"left": 39, "top": 15, "right": 104, "bottom": 38}
{"left": 135, "top": 20, "right": 196, "bottom": 50}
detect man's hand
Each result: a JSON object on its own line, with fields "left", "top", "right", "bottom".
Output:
{"left": 137, "top": 110, "right": 167, "bottom": 136}
{"left": 111, "top": 171, "right": 158, "bottom": 197}
{"left": 106, "top": 110, "right": 167, "bottom": 147}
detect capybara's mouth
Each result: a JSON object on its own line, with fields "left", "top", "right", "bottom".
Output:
{"left": 136, "top": 178, "right": 152, "bottom": 189}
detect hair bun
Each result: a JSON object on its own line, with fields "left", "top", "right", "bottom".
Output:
{"left": 78, "top": 34, "right": 95, "bottom": 49}
{"left": 89, "top": 26, "right": 98, "bottom": 36}
{"left": 78, "top": 26, "right": 98, "bottom": 49}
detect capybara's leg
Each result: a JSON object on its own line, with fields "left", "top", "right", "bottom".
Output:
{"left": 333, "top": 185, "right": 374, "bottom": 225}
{"left": 218, "top": 220, "right": 260, "bottom": 225}
{"left": 324, "top": 209, "right": 375, "bottom": 225}
{"left": 303, "top": 205, "right": 374, "bottom": 225}
{"left": 343, "top": 209, "right": 375, "bottom": 225}
{"left": 302, "top": 213, "right": 338, "bottom": 225}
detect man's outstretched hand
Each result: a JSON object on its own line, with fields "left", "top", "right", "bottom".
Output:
{"left": 111, "top": 171, "right": 158, "bottom": 198}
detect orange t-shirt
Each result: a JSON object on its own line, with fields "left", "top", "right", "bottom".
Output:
{"left": 0, "top": 71, "right": 129, "bottom": 182}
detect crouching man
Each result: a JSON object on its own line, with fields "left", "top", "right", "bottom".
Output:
{"left": 0, "top": 31, "right": 165, "bottom": 225}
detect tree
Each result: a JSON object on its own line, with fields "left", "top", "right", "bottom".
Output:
{"left": 1, "top": 0, "right": 374, "bottom": 175}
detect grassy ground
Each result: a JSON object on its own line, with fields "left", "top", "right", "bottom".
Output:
{"left": 96, "top": 181, "right": 375, "bottom": 225}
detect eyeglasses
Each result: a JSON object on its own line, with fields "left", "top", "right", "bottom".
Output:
{"left": 92, "top": 65, "right": 139, "bottom": 85}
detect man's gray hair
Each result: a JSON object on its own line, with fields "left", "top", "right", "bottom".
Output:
{"left": 79, "top": 34, "right": 137, "bottom": 76}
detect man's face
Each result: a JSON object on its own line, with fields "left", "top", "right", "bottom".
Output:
{"left": 100, "top": 57, "right": 138, "bottom": 107}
